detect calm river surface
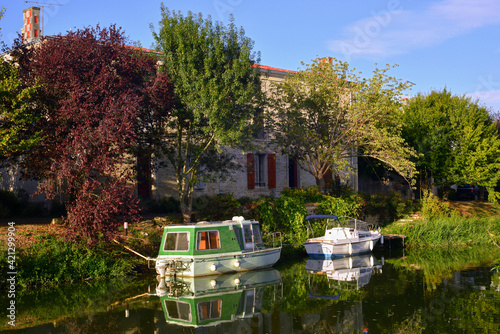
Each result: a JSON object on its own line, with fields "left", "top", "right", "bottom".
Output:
{"left": 2, "top": 247, "right": 499, "bottom": 333}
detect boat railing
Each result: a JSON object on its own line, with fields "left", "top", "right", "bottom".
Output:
{"left": 336, "top": 217, "right": 379, "bottom": 231}
{"left": 264, "top": 232, "right": 282, "bottom": 248}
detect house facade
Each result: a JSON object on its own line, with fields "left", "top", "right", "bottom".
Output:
{"left": 146, "top": 65, "right": 328, "bottom": 201}
{"left": 1, "top": 7, "right": 360, "bottom": 206}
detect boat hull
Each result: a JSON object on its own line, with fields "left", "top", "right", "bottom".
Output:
{"left": 156, "top": 247, "right": 281, "bottom": 277}
{"left": 305, "top": 234, "right": 381, "bottom": 258}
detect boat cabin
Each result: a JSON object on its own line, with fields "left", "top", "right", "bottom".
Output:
{"left": 158, "top": 217, "right": 265, "bottom": 257}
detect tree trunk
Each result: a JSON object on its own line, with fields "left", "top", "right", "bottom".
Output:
{"left": 179, "top": 179, "right": 193, "bottom": 223}
{"left": 315, "top": 177, "right": 325, "bottom": 193}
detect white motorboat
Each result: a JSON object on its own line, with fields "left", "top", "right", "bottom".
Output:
{"left": 304, "top": 215, "right": 382, "bottom": 258}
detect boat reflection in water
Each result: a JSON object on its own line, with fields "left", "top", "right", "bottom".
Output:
{"left": 155, "top": 268, "right": 281, "bottom": 328}
{"left": 306, "top": 254, "right": 383, "bottom": 293}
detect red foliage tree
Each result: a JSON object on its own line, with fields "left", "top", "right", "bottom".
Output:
{"left": 14, "top": 25, "right": 173, "bottom": 243}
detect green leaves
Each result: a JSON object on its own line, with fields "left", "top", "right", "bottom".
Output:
{"left": 0, "top": 59, "right": 43, "bottom": 158}
{"left": 152, "top": 6, "right": 262, "bottom": 222}
{"left": 268, "top": 57, "right": 415, "bottom": 188}
{"left": 401, "top": 89, "right": 500, "bottom": 199}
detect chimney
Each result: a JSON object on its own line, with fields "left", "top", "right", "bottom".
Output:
{"left": 319, "top": 56, "right": 333, "bottom": 69}
{"left": 21, "top": 7, "right": 41, "bottom": 43}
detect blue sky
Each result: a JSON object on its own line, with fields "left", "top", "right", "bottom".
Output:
{"left": 2, "top": 0, "right": 500, "bottom": 112}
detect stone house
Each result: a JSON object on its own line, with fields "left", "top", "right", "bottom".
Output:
{"left": 1, "top": 7, "right": 361, "bottom": 206}
{"left": 143, "top": 64, "right": 326, "bottom": 201}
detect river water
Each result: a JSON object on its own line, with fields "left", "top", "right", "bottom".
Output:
{"left": 2, "top": 247, "right": 499, "bottom": 333}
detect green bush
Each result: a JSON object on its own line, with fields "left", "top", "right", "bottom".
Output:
{"left": 251, "top": 194, "right": 308, "bottom": 244}
{"left": 145, "top": 196, "right": 180, "bottom": 214}
{"left": 194, "top": 193, "right": 242, "bottom": 221}
{"left": 358, "top": 192, "right": 414, "bottom": 225}
{"left": 420, "top": 191, "right": 455, "bottom": 220}
{"left": 12, "top": 236, "right": 136, "bottom": 288}
{"left": 317, "top": 194, "right": 362, "bottom": 217}
{"left": 280, "top": 186, "right": 325, "bottom": 203}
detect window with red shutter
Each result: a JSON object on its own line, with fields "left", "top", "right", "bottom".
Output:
{"left": 267, "top": 154, "right": 276, "bottom": 188}
{"left": 247, "top": 153, "right": 255, "bottom": 189}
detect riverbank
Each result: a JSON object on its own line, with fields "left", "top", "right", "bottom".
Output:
{"left": 1, "top": 200, "right": 500, "bottom": 289}
{"left": 382, "top": 212, "right": 500, "bottom": 249}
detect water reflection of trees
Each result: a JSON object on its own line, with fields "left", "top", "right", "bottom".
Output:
{"left": 274, "top": 260, "right": 364, "bottom": 315}
{"left": 390, "top": 268, "right": 500, "bottom": 333}
{"left": 0, "top": 275, "right": 157, "bottom": 332}
{"left": 387, "top": 246, "right": 500, "bottom": 291}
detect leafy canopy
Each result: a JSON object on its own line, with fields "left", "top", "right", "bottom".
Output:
{"left": 268, "top": 57, "right": 416, "bottom": 188}
{"left": 12, "top": 25, "right": 173, "bottom": 242}
{"left": 152, "top": 6, "right": 262, "bottom": 222}
{"left": 401, "top": 89, "right": 500, "bottom": 200}
{"left": 0, "top": 59, "right": 42, "bottom": 159}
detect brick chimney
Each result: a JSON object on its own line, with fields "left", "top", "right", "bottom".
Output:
{"left": 21, "top": 7, "right": 41, "bottom": 43}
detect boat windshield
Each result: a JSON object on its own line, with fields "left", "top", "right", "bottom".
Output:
{"left": 242, "top": 223, "right": 263, "bottom": 250}
{"left": 252, "top": 223, "right": 263, "bottom": 244}
{"left": 325, "top": 218, "right": 342, "bottom": 230}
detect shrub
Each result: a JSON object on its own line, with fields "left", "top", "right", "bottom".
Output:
{"left": 316, "top": 194, "right": 362, "bottom": 218}
{"left": 194, "top": 193, "right": 242, "bottom": 221}
{"left": 145, "top": 196, "right": 180, "bottom": 214}
{"left": 280, "top": 186, "right": 325, "bottom": 203}
{"left": 358, "top": 192, "right": 414, "bottom": 225}
{"left": 11, "top": 236, "right": 136, "bottom": 288}
{"left": 250, "top": 193, "right": 309, "bottom": 244}
{"left": 420, "top": 191, "right": 455, "bottom": 220}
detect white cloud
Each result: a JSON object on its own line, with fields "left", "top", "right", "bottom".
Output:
{"left": 328, "top": 0, "right": 500, "bottom": 60}
{"left": 468, "top": 89, "right": 500, "bottom": 112}
{"left": 431, "top": 0, "right": 500, "bottom": 29}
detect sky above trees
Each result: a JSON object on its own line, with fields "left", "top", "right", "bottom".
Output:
{"left": 2, "top": 0, "right": 499, "bottom": 113}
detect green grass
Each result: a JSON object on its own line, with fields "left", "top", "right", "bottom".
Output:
{"left": 383, "top": 216, "right": 500, "bottom": 248}
{"left": 0, "top": 235, "right": 142, "bottom": 289}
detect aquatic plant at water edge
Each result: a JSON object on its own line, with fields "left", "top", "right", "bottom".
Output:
{"left": 11, "top": 235, "right": 137, "bottom": 288}
{"left": 384, "top": 216, "right": 500, "bottom": 248}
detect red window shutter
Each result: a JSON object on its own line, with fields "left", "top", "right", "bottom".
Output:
{"left": 247, "top": 153, "right": 255, "bottom": 189}
{"left": 268, "top": 154, "right": 276, "bottom": 188}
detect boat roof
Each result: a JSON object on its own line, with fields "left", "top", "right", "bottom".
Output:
{"left": 306, "top": 215, "right": 339, "bottom": 220}
{"left": 164, "top": 217, "right": 258, "bottom": 229}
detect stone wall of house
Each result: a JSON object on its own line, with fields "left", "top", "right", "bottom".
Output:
{"left": 151, "top": 149, "right": 318, "bottom": 200}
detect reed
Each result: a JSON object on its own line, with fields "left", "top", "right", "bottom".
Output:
{"left": 383, "top": 216, "right": 500, "bottom": 248}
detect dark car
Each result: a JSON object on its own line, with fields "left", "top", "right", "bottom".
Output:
{"left": 455, "top": 185, "right": 479, "bottom": 200}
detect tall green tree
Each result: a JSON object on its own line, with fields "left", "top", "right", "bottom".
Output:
{"left": 152, "top": 6, "right": 262, "bottom": 222}
{"left": 0, "top": 7, "right": 43, "bottom": 162}
{"left": 0, "top": 59, "right": 42, "bottom": 159}
{"left": 268, "top": 57, "right": 415, "bottom": 191}
{"left": 401, "top": 89, "right": 500, "bottom": 200}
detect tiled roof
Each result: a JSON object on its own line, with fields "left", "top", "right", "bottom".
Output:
{"left": 253, "top": 64, "right": 294, "bottom": 73}
{"left": 125, "top": 45, "right": 293, "bottom": 73}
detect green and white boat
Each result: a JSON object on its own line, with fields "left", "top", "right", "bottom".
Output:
{"left": 155, "top": 216, "right": 282, "bottom": 277}
{"left": 155, "top": 268, "right": 281, "bottom": 327}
